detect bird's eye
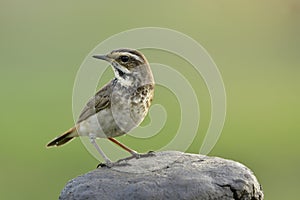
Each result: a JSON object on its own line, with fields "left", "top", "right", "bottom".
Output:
{"left": 120, "top": 55, "right": 129, "bottom": 63}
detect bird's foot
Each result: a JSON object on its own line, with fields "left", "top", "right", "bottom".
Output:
{"left": 133, "top": 150, "right": 156, "bottom": 158}
{"left": 115, "top": 150, "right": 156, "bottom": 163}
{"left": 96, "top": 159, "right": 133, "bottom": 168}
{"left": 96, "top": 151, "right": 156, "bottom": 168}
{"left": 97, "top": 162, "right": 108, "bottom": 168}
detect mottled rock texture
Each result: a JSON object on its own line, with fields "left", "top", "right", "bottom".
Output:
{"left": 59, "top": 151, "right": 263, "bottom": 200}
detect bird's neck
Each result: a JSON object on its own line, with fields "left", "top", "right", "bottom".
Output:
{"left": 116, "top": 75, "right": 134, "bottom": 87}
{"left": 115, "top": 74, "right": 153, "bottom": 89}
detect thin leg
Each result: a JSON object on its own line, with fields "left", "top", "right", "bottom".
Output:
{"left": 108, "top": 137, "right": 139, "bottom": 157}
{"left": 89, "top": 133, "right": 112, "bottom": 164}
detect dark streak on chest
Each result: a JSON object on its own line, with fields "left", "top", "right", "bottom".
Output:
{"left": 130, "top": 84, "right": 154, "bottom": 114}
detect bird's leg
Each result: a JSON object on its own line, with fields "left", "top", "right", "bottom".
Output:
{"left": 108, "top": 137, "right": 139, "bottom": 157}
{"left": 89, "top": 133, "right": 112, "bottom": 166}
{"left": 108, "top": 138, "right": 155, "bottom": 163}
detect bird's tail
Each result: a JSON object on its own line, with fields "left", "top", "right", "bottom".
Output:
{"left": 46, "top": 127, "right": 78, "bottom": 147}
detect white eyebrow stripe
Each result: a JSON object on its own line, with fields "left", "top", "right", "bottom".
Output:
{"left": 127, "top": 53, "right": 144, "bottom": 63}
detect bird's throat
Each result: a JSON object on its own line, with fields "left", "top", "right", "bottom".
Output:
{"left": 114, "top": 68, "right": 133, "bottom": 87}
{"left": 116, "top": 68, "right": 125, "bottom": 77}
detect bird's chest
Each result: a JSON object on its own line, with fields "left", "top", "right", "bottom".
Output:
{"left": 110, "top": 84, "right": 153, "bottom": 131}
{"left": 130, "top": 86, "right": 153, "bottom": 117}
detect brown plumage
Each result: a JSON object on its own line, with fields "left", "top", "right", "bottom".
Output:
{"left": 46, "top": 48, "right": 155, "bottom": 165}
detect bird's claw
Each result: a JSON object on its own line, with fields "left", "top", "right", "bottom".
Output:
{"left": 117, "top": 150, "right": 156, "bottom": 163}
{"left": 96, "top": 161, "right": 131, "bottom": 168}
{"left": 97, "top": 162, "right": 108, "bottom": 168}
{"left": 96, "top": 151, "right": 156, "bottom": 168}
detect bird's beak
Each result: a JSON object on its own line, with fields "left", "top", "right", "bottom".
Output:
{"left": 92, "top": 54, "right": 112, "bottom": 62}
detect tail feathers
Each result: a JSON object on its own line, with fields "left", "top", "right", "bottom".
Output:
{"left": 46, "top": 127, "right": 77, "bottom": 147}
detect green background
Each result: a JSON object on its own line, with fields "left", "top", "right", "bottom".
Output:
{"left": 1, "top": 0, "right": 299, "bottom": 199}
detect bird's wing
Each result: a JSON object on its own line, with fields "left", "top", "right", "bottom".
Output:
{"left": 76, "top": 80, "right": 114, "bottom": 124}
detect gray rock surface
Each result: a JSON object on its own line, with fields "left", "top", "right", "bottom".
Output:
{"left": 59, "top": 151, "right": 263, "bottom": 200}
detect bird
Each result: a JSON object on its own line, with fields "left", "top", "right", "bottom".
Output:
{"left": 46, "top": 48, "right": 155, "bottom": 166}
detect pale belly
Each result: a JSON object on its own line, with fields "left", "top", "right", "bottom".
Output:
{"left": 77, "top": 108, "right": 126, "bottom": 138}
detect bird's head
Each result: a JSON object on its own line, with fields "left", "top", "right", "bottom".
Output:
{"left": 93, "top": 49, "right": 153, "bottom": 85}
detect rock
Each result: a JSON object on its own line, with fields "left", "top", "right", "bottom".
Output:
{"left": 59, "top": 151, "right": 263, "bottom": 200}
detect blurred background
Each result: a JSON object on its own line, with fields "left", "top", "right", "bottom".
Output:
{"left": 0, "top": 0, "right": 299, "bottom": 199}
